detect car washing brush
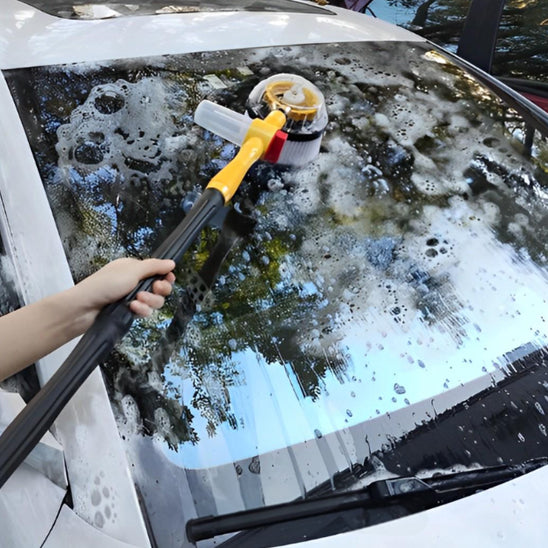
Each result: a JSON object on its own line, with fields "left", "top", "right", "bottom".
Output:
{"left": 195, "top": 73, "right": 328, "bottom": 167}
{"left": 247, "top": 73, "right": 328, "bottom": 166}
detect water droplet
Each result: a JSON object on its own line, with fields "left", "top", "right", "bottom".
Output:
{"left": 94, "top": 511, "right": 105, "bottom": 528}
{"left": 248, "top": 456, "right": 261, "bottom": 474}
{"left": 91, "top": 490, "right": 101, "bottom": 506}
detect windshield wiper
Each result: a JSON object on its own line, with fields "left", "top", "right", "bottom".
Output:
{"left": 186, "top": 457, "right": 548, "bottom": 543}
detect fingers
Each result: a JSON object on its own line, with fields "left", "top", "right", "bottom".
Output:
{"left": 153, "top": 274, "right": 176, "bottom": 296}
{"left": 129, "top": 272, "right": 176, "bottom": 318}
{"left": 129, "top": 299, "right": 155, "bottom": 317}
{"left": 88, "top": 257, "right": 176, "bottom": 317}
{"left": 136, "top": 258, "right": 176, "bottom": 280}
{"left": 130, "top": 291, "right": 165, "bottom": 317}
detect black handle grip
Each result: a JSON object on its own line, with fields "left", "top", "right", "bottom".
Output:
{"left": 0, "top": 188, "right": 225, "bottom": 489}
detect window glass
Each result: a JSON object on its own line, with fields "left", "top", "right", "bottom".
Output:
{"left": 5, "top": 41, "right": 548, "bottom": 544}
{"left": 20, "top": 0, "right": 330, "bottom": 19}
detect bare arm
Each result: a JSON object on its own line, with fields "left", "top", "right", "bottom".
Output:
{"left": 0, "top": 258, "right": 175, "bottom": 382}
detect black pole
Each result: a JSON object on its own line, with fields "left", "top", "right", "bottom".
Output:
{"left": 0, "top": 188, "right": 224, "bottom": 489}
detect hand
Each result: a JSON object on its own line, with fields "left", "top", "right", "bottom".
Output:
{"left": 73, "top": 258, "right": 176, "bottom": 328}
{"left": 0, "top": 258, "right": 176, "bottom": 381}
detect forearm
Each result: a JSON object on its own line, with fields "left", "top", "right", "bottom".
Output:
{"left": 0, "top": 286, "right": 90, "bottom": 382}
{"left": 0, "top": 258, "right": 174, "bottom": 383}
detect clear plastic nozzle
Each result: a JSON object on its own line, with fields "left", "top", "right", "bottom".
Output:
{"left": 194, "top": 100, "right": 251, "bottom": 146}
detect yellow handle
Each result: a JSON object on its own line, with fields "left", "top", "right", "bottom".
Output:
{"left": 206, "top": 137, "right": 264, "bottom": 203}
{"left": 245, "top": 110, "right": 286, "bottom": 149}
{"left": 205, "top": 108, "right": 287, "bottom": 203}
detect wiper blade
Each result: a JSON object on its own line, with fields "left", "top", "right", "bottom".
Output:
{"left": 186, "top": 457, "right": 548, "bottom": 542}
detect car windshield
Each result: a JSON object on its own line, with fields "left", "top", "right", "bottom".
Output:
{"left": 4, "top": 40, "right": 548, "bottom": 545}
{"left": 20, "top": 0, "right": 330, "bottom": 19}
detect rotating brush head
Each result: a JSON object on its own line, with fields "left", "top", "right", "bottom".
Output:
{"left": 246, "top": 73, "right": 328, "bottom": 167}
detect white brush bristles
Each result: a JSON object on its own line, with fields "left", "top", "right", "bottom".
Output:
{"left": 278, "top": 137, "right": 323, "bottom": 167}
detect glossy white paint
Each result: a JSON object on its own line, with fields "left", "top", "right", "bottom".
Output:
{"left": 0, "top": 391, "right": 66, "bottom": 547}
{"left": 0, "top": 463, "right": 66, "bottom": 547}
{"left": 0, "top": 391, "right": 66, "bottom": 486}
{"left": 0, "top": 0, "right": 422, "bottom": 69}
{"left": 44, "top": 505, "right": 143, "bottom": 548}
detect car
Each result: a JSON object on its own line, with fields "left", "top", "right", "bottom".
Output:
{"left": 0, "top": 1, "right": 547, "bottom": 546}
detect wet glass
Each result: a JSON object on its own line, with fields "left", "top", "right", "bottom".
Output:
{"left": 4, "top": 40, "right": 548, "bottom": 544}
{"left": 0, "top": 240, "right": 19, "bottom": 318}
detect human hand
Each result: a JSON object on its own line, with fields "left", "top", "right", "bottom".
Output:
{"left": 73, "top": 258, "right": 176, "bottom": 329}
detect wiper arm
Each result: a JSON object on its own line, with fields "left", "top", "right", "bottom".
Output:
{"left": 186, "top": 457, "right": 548, "bottom": 542}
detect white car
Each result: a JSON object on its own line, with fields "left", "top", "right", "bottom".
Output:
{"left": 0, "top": 1, "right": 547, "bottom": 547}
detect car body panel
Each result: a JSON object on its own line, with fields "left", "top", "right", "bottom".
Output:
{"left": 1, "top": 0, "right": 421, "bottom": 70}
{"left": 0, "top": 69, "right": 152, "bottom": 545}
